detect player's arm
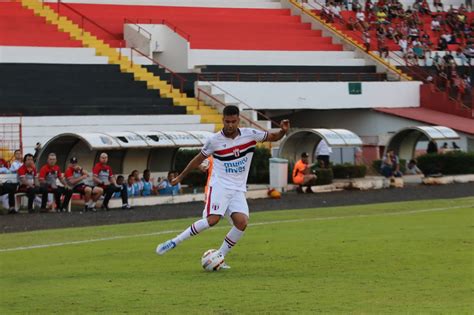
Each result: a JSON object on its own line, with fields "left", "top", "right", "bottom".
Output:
{"left": 265, "top": 119, "right": 290, "bottom": 142}
{"left": 171, "top": 153, "right": 207, "bottom": 186}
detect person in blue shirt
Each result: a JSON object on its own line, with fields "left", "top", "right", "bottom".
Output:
{"left": 141, "top": 169, "right": 155, "bottom": 196}
{"left": 130, "top": 170, "right": 141, "bottom": 197}
{"left": 113, "top": 175, "right": 125, "bottom": 198}
{"left": 157, "top": 171, "right": 181, "bottom": 196}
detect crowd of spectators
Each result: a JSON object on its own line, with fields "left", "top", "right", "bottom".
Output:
{"left": 0, "top": 151, "right": 182, "bottom": 214}
{"left": 319, "top": 0, "right": 473, "bottom": 103}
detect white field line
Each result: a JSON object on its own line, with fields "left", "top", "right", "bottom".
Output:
{"left": 0, "top": 204, "right": 471, "bottom": 253}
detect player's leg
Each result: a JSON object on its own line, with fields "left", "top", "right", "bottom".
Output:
{"left": 218, "top": 212, "right": 247, "bottom": 257}
{"left": 218, "top": 191, "right": 249, "bottom": 260}
{"left": 156, "top": 186, "right": 229, "bottom": 255}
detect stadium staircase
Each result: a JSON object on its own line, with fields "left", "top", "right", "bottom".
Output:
{"left": 14, "top": 0, "right": 222, "bottom": 128}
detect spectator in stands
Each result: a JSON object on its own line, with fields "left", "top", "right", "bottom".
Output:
{"left": 292, "top": 152, "right": 317, "bottom": 193}
{"left": 9, "top": 150, "right": 22, "bottom": 173}
{"left": 399, "top": 36, "right": 408, "bottom": 53}
{"left": 437, "top": 37, "right": 448, "bottom": 50}
{"left": 17, "top": 153, "right": 48, "bottom": 212}
{"left": 39, "top": 153, "right": 73, "bottom": 212}
{"left": 406, "top": 159, "right": 423, "bottom": 175}
{"left": 380, "top": 149, "right": 402, "bottom": 178}
{"left": 431, "top": 16, "right": 442, "bottom": 33}
{"left": 65, "top": 157, "right": 103, "bottom": 212}
{"left": 0, "top": 180, "right": 17, "bottom": 214}
{"left": 413, "top": 42, "right": 425, "bottom": 63}
{"left": 378, "top": 35, "right": 389, "bottom": 58}
{"left": 355, "top": 9, "right": 367, "bottom": 31}
{"left": 141, "top": 169, "right": 155, "bottom": 196}
{"left": 433, "top": 0, "right": 443, "bottom": 12}
{"left": 315, "top": 139, "right": 332, "bottom": 168}
{"left": 352, "top": 0, "right": 362, "bottom": 11}
{"left": 427, "top": 139, "right": 439, "bottom": 154}
{"left": 157, "top": 170, "right": 181, "bottom": 196}
{"left": 363, "top": 30, "right": 371, "bottom": 51}
{"left": 93, "top": 152, "right": 131, "bottom": 210}
{"left": 329, "top": 1, "right": 342, "bottom": 20}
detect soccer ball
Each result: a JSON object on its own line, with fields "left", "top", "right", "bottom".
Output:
{"left": 201, "top": 249, "right": 225, "bottom": 271}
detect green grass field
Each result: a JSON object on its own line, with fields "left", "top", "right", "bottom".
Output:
{"left": 1, "top": 197, "right": 473, "bottom": 314}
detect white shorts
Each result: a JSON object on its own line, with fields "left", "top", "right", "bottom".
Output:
{"left": 202, "top": 185, "right": 249, "bottom": 219}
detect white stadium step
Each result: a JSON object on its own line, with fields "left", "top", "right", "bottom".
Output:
{"left": 0, "top": 46, "right": 108, "bottom": 64}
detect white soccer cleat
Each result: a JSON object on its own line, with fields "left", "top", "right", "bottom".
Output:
{"left": 156, "top": 240, "right": 176, "bottom": 255}
{"left": 220, "top": 262, "right": 231, "bottom": 269}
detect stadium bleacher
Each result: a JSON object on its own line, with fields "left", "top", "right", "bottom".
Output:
{"left": 0, "top": 63, "right": 184, "bottom": 115}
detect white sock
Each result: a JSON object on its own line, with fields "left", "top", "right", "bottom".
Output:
{"left": 172, "top": 218, "right": 210, "bottom": 245}
{"left": 218, "top": 226, "right": 244, "bottom": 257}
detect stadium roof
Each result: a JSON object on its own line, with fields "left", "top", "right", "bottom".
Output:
{"left": 374, "top": 107, "right": 474, "bottom": 135}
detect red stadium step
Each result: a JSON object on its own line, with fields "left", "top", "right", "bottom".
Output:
{"left": 0, "top": 2, "right": 83, "bottom": 47}
{"left": 47, "top": 3, "right": 342, "bottom": 51}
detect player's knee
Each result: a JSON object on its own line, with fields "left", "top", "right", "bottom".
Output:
{"left": 233, "top": 217, "right": 248, "bottom": 231}
{"left": 207, "top": 215, "right": 220, "bottom": 226}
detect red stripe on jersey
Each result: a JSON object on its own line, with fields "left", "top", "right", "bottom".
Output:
{"left": 214, "top": 141, "right": 256, "bottom": 156}
{"left": 206, "top": 186, "right": 213, "bottom": 217}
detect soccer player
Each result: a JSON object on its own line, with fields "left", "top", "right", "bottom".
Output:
{"left": 156, "top": 105, "right": 290, "bottom": 268}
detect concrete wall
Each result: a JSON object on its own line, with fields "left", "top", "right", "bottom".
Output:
{"left": 124, "top": 24, "right": 151, "bottom": 56}
{"left": 147, "top": 25, "right": 190, "bottom": 73}
{"left": 207, "top": 81, "right": 421, "bottom": 109}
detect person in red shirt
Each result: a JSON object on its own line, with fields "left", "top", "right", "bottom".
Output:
{"left": 39, "top": 153, "right": 73, "bottom": 212}
{"left": 92, "top": 152, "right": 130, "bottom": 211}
{"left": 65, "top": 157, "right": 103, "bottom": 212}
{"left": 17, "top": 153, "right": 48, "bottom": 212}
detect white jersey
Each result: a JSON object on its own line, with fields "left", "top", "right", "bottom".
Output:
{"left": 201, "top": 128, "right": 268, "bottom": 192}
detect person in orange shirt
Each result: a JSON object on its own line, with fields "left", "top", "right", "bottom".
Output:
{"left": 199, "top": 156, "right": 213, "bottom": 202}
{"left": 292, "top": 152, "right": 317, "bottom": 193}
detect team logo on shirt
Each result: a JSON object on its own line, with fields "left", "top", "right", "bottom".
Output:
{"left": 212, "top": 204, "right": 220, "bottom": 211}
{"left": 233, "top": 148, "right": 240, "bottom": 157}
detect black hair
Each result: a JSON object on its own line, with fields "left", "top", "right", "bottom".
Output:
{"left": 23, "top": 153, "right": 34, "bottom": 162}
{"left": 14, "top": 149, "right": 21, "bottom": 154}
{"left": 409, "top": 159, "right": 417, "bottom": 164}
{"left": 223, "top": 105, "right": 240, "bottom": 117}
{"left": 117, "top": 175, "right": 124, "bottom": 180}
{"left": 143, "top": 169, "right": 150, "bottom": 174}
{"left": 128, "top": 174, "right": 134, "bottom": 180}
